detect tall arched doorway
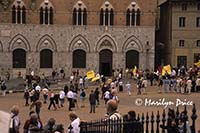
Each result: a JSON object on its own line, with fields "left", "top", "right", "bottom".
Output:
{"left": 40, "top": 49, "right": 53, "bottom": 68}
{"left": 126, "top": 50, "right": 139, "bottom": 69}
{"left": 99, "top": 49, "right": 112, "bottom": 76}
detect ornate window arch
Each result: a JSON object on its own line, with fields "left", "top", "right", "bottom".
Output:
{"left": 39, "top": 0, "right": 54, "bottom": 24}
{"left": 126, "top": 2, "right": 141, "bottom": 26}
{"left": 99, "top": 1, "right": 114, "bottom": 26}
{"left": 73, "top": 1, "right": 87, "bottom": 25}
{"left": 12, "top": 0, "right": 26, "bottom": 24}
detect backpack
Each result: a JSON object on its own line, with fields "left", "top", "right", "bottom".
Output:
{"left": 80, "top": 91, "right": 86, "bottom": 97}
{"left": 28, "top": 123, "right": 41, "bottom": 133}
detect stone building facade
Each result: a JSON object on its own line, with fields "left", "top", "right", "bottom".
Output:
{"left": 0, "top": 0, "right": 156, "bottom": 78}
{"left": 158, "top": 0, "right": 200, "bottom": 68}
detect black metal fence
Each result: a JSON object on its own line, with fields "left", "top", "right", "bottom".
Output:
{"left": 79, "top": 104, "right": 197, "bottom": 133}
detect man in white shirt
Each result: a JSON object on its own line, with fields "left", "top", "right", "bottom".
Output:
{"left": 79, "top": 77, "right": 83, "bottom": 89}
{"left": 59, "top": 90, "right": 65, "bottom": 107}
{"left": 68, "top": 112, "right": 80, "bottom": 133}
{"left": 42, "top": 87, "right": 49, "bottom": 104}
{"left": 35, "top": 85, "right": 41, "bottom": 92}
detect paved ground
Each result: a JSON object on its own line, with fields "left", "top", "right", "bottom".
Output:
{"left": 0, "top": 81, "right": 200, "bottom": 132}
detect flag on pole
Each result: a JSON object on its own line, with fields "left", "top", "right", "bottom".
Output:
{"left": 86, "top": 70, "right": 95, "bottom": 79}
{"left": 91, "top": 77, "right": 100, "bottom": 82}
{"left": 132, "top": 66, "right": 137, "bottom": 75}
{"left": 194, "top": 60, "right": 200, "bottom": 68}
{"left": 162, "top": 65, "right": 172, "bottom": 76}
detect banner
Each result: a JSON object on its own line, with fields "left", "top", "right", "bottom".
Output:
{"left": 91, "top": 77, "right": 100, "bottom": 82}
{"left": 132, "top": 66, "right": 137, "bottom": 75}
{"left": 194, "top": 60, "right": 200, "bottom": 68}
{"left": 86, "top": 70, "right": 95, "bottom": 79}
{"left": 162, "top": 65, "right": 172, "bottom": 76}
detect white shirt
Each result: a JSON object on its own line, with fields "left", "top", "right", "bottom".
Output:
{"left": 72, "top": 92, "right": 78, "bottom": 100}
{"left": 42, "top": 88, "right": 48, "bottom": 95}
{"left": 119, "top": 81, "right": 123, "bottom": 86}
{"left": 68, "top": 118, "right": 80, "bottom": 133}
{"left": 79, "top": 78, "right": 83, "bottom": 84}
{"left": 59, "top": 90, "right": 65, "bottom": 99}
{"left": 31, "top": 71, "right": 34, "bottom": 76}
{"left": 35, "top": 85, "right": 41, "bottom": 92}
{"left": 70, "top": 75, "right": 74, "bottom": 81}
{"left": 104, "top": 91, "right": 110, "bottom": 99}
{"left": 67, "top": 91, "right": 73, "bottom": 99}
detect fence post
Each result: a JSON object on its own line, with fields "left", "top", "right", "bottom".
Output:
{"left": 183, "top": 105, "right": 188, "bottom": 133}
{"left": 162, "top": 109, "right": 166, "bottom": 133}
{"left": 191, "top": 104, "right": 197, "bottom": 133}
{"left": 137, "top": 113, "right": 140, "bottom": 121}
{"left": 146, "top": 112, "right": 149, "bottom": 133}
{"left": 142, "top": 113, "right": 145, "bottom": 133}
{"left": 151, "top": 112, "right": 154, "bottom": 133}
{"left": 175, "top": 106, "right": 180, "bottom": 126}
{"left": 156, "top": 111, "right": 160, "bottom": 133}
{"left": 167, "top": 108, "right": 173, "bottom": 133}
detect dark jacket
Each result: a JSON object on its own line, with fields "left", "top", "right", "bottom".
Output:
{"left": 89, "top": 93, "right": 96, "bottom": 104}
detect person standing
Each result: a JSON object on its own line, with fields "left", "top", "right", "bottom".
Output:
{"left": 68, "top": 112, "right": 80, "bottom": 133}
{"left": 24, "top": 88, "right": 29, "bottom": 106}
{"left": 80, "top": 89, "right": 86, "bottom": 108}
{"left": 9, "top": 105, "right": 21, "bottom": 133}
{"left": 54, "top": 91, "right": 60, "bottom": 108}
{"left": 94, "top": 87, "right": 100, "bottom": 105}
{"left": 142, "top": 78, "right": 148, "bottom": 94}
{"left": 67, "top": 89, "right": 74, "bottom": 111}
{"left": 186, "top": 78, "right": 192, "bottom": 94}
{"left": 125, "top": 81, "right": 131, "bottom": 96}
{"left": 59, "top": 89, "right": 65, "bottom": 107}
{"left": 79, "top": 76, "right": 83, "bottom": 90}
{"left": 34, "top": 100, "right": 42, "bottom": 118}
{"left": 48, "top": 90, "right": 57, "bottom": 110}
{"left": 42, "top": 86, "right": 49, "bottom": 104}
{"left": 89, "top": 90, "right": 96, "bottom": 113}
{"left": 118, "top": 80, "right": 123, "bottom": 92}
{"left": 1, "top": 80, "right": 7, "bottom": 96}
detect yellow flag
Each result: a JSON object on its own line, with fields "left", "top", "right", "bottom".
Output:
{"left": 162, "top": 65, "right": 172, "bottom": 76}
{"left": 91, "top": 77, "right": 100, "bottom": 82}
{"left": 194, "top": 60, "right": 200, "bottom": 68}
{"left": 132, "top": 66, "right": 137, "bottom": 75}
{"left": 86, "top": 70, "right": 95, "bottom": 79}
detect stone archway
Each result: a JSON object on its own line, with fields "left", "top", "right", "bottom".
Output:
{"left": 99, "top": 49, "right": 113, "bottom": 76}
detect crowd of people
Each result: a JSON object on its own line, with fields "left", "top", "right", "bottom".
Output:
{"left": 1, "top": 65, "right": 200, "bottom": 133}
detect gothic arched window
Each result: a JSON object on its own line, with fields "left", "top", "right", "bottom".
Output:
{"left": 72, "top": 1, "right": 87, "bottom": 26}
{"left": 39, "top": 5, "right": 54, "bottom": 25}
{"left": 126, "top": 2, "right": 141, "bottom": 26}
{"left": 99, "top": 8, "right": 114, "bottom": 26}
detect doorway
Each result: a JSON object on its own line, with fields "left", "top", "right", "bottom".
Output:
{"left": 99, "top": 49, "right": 112, "bottom": 76}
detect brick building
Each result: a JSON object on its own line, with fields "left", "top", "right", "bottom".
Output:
{"left": 157, "top": 0, "right": 200, "bottom": 68}
{"left": 0, "top": 0, "right": 156, "bottom": 78}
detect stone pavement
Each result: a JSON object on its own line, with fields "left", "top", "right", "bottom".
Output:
{"left": 0, "top": 81, "right": 200, "bottom": 132}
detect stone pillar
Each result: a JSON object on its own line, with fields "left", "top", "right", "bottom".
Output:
{"left": 87, "top": 52, "right": 98, "bottom": 73}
